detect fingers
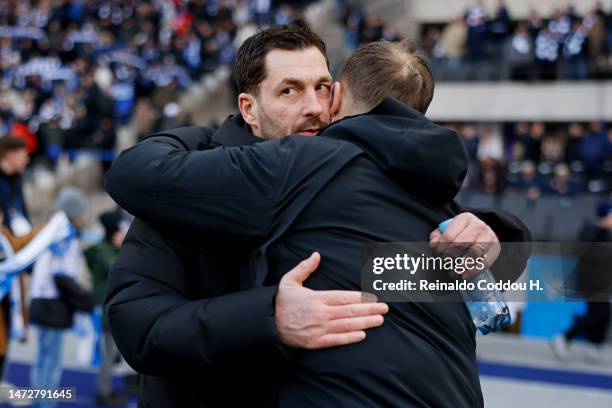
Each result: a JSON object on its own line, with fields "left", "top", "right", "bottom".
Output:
{"left": 433, "top": 215, "right": 469, "bottom": 254}
{"left": 324, "top": 315, "right": 384, "bottom": 334}
{"left": 315, "top": 331, "right": 367, "bottom": 349}
{"left": 462, "top": 268, "right": 483, "bottom": 280}
{"left": 442, "top": 228, "right": 480, "bottom": 259}
{"left": 432, "top": 212, "right": 498, "bottom": 255}
{"left": 429, "top": 228, "right": 442, "bottom": 247}
{"left": 325, "top": 302, "right": 389, "bottom": 320}
{"left": 277, "top": 251, "right": 389, "bottom": 350}
{"left": 456, "top": 224, "right": 500, "bottom": 271}
{"left": 282, "top": 252, "right": 321, "bottom": 285}
{"left": 430, "top": 213, "right": 505, "bottom": 279}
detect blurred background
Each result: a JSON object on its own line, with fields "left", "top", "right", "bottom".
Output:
{"left": 0, "top": 0, "right": 611, "bottom": 406}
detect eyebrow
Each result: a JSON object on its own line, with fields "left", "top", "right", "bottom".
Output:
{"left": 278, "top": 76, "right": 333, "bottom": 87}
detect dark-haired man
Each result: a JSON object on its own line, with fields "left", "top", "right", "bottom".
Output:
{"left": 108, "top": 27, "right": 519, "bottom": 406}
{"left": 106, "top": 25, "right": 390, "bottom": 408}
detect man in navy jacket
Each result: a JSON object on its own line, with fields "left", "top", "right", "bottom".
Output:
{"left": 107, "top": 38, "right": 529, "bottom": 407}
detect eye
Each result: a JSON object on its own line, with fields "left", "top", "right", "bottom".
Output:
{"left": 282, "top": 88, "right": 296, "bottom": 96}
{"left": 317, "top": 84, "right": 331, "bottom": 92}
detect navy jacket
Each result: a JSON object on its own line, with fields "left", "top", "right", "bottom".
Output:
{"left": 107, "top": 97, "right": 530, "bottom": 407}
{"left": 106, "top": 118, "right": 289, "bottom": 408}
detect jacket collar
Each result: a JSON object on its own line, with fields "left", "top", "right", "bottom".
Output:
{"left": 212, "top": 115, "right": 261, "bottom": 147}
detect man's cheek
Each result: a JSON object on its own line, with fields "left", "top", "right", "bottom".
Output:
{"left": 321, "top": 113, "right": 331, "bottom": 127}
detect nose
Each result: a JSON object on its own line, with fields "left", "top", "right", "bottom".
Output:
{"left": 302, "top": 89, "right": 324, "bottom": 119}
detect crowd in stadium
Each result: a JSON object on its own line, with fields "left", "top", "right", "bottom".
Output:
{"left": 339, "top": 2, "right": 401, "bottom": 50}
{"left": 335, "top": 0, "right": 612, "bottom": 196}
{"left": 448, "top": 121, "right": 612, "bottom": 196}
{"left": 421, "top": 0, "right": 612, "bottom": 81}
{"left": 0, "top": 0, "right": 311, "bottom": 165}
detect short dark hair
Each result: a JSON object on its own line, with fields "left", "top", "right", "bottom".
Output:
{"left": 0, "top": 136, "right": 27, "bottom": 159}
{"left": 234, "top": 24, "right": 329, "bottom": 94}
{"left": 338, "top": 40, "right": 435, "bottom": 114}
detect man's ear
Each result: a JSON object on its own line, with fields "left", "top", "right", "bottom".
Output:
{"left": 330, "top": 82, "right": 343, "bottom": 121}
{"left": 238, "top": 92, "right": 258, "bottom": 130}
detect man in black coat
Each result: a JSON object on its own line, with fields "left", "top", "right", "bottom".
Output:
{"left": 106, "top": 26, "right": 394, "bottom": 408}
{"left": 107, "top": 37, "right": 530, "bottom": 407}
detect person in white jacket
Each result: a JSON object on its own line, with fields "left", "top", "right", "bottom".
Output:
{"left": 29, "top": 187, "right": 94, "bottom": 408}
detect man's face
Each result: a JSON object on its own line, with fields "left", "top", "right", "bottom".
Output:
{"left": 242, "top": 47, "right": 333, "bottom": 139}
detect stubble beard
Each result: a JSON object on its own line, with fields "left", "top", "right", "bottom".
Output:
{"left": 257, "top": 106, "right": 289, "bottom": 140}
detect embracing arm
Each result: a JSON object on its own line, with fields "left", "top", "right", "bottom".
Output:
{"left": 106, "top": 134, "right": 359, "bottom": 245}
{"left": 105, "top": 220, "right": 388, "bottom": 375}
{"left": 105, "top": 219, "right": 281, "bottom": 376}
{"left": 105, "top": 135, "right": 283, "bottom": 244}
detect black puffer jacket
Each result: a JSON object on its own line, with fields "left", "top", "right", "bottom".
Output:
{"left": 107, "top": 97, "right": 531, "bottom": 407}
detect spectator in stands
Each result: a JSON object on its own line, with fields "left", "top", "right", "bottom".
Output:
{"left": 540, "top": 133, "right": 566, "bottom": 166}
{"left": 477, "top": 125, "right": 506, "bottom": 194}
{"left": 562, "top": 19, "right": 589, "bottom": 80}
{"left": 466, "top": 0, "right": 488, "bottom": 63}
{"left": 252, "top": 0, "right": 273, "bottom": 27}
{"left": 90, "top": 117, "right": 116, "bottom": 172}
{"left": 513, "top": 160, "right": 541, "bottom": 200}
{"left": 525, "top": 122, "right": 545, "bottom": 162}
{"left": 84, "top": 211, "right": 130, "bottom": 406}
{"left": 478, "top": 157, "right": 506, "bottom": 194}
{"left": 565, "top": 122, "right": 585, "bottom": 164}
{"left": 549, "top": 7, "right": 573, "bottom": 44}
{"left": 0, "top": 137, "right": 30, "bottom": 235}
{"left": 551, "top": 200, "right": 612, "bottom": 362}
{"left": 434, "top": 16, "right": 468, "bottom": 80}
{"left": 381, "top": 25, "right": 400, "bottom": 42}
{"left": 29, "top": 187, "right": 95, "bottom": 408}
{"left": 581, "top": 121, "right": 609, "bottom": 176}
{"left": 547, "top": 163, "right": 577, "bottom": 196}
{"left": 460, "top": 123, "right": 480, "bottom": 161}
{"left": 503, "top": 23, "right": 534, "bottom": 80}
{"left": 359, "top": 15, "right": 384, "bottom": 45}
{"left": 342, "top": 5, "right": 364, "bottom": 51}
{"left": 477, "top": 125, "right": 505, "bottom": 162}
{"left": 441, "top": 16, "right": 468, "bottom": 60}
{"left": 488, "top": 0, "right": 512, "bottom": 76}
{"left": 526, "top": 8, "right": 544, "bottom": 39}
{"left": 275, "top": 4, "right": 295, "bottom": 26}
{"left": 510, "top": 122, "right": 531, "bottom": 160}
{"left": 535, "top": 26, "right": 560, "bottom": 79}
{"left": 421, "top": 26, "right": 442, "bottom": 58}
{"left": 586, "top": 6, "right": 608, "bottom": 78}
